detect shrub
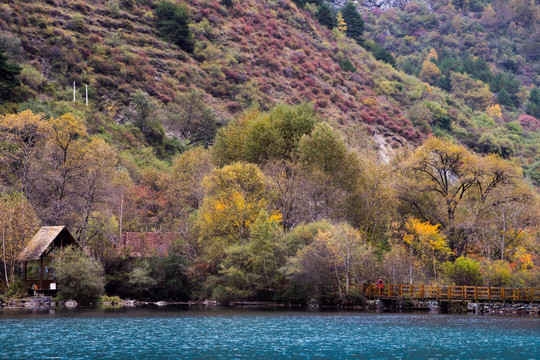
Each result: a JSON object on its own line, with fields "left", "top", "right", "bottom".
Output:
{"left": 55, "top": 246, "right": 105, "bottom": 303}
{"left": 155, "top": 1, "right": 194, "bottom": 53}
{"left": 339, "top": 59, "right": 356, "bottom": 73}
{"left": 481, "top": 260, "right": 512, "bottom": 287}
{"left": 442, "top": 256, "right": 482, "bottom": 286}
{"left": 220, "top": 0, "right": 233, "bottom": 8}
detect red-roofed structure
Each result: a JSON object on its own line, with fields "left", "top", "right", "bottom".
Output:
{"left": 118, "top": 232, "right": 178, "bottom": 257}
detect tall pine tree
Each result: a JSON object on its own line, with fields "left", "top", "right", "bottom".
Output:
{"left": 341, "top": 2, "right": 364, "bottom": 41}
{"left": 0, "top": 49, "right": 21, "bottom": 101}
{"left": 527, "top": 87, "right": 540, "bottom": 118}
{"left": 155, "top": 1, "right": 194, "bottom": 53}
{"left": 316, "top": 3, "right": 336, "bottom": 29}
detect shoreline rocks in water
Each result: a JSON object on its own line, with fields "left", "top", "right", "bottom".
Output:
{"left": 467, "top": 302, "right": 540, "bottom": 315}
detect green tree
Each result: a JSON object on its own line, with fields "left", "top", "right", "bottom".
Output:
{"left": 155, "top": 1, "right": 194, "bottom": 53}
{"left": 211, "top": 210, "right": 285, "bottom": 301}
{"left": 297, "top": 122, "right": 357, "bottom": 189}
{"left": 161, "top": 90, "right": 218, "bottom": 146}
{"left": 527, "top": 87, "right": 540, "bottom": 118}
{"left": 339, "top": 59, "right": 356, "bottom": 72}
{"left": 316, "top": 3, "right": 336, "bottom": 29}
{"left": 212, "top": 103, "right": 316, "bottom": 166}
{"left": 55, "top": 246, "right": 105, "bottom": 303}
{"left": 149, "top": 241, "right": 192, "bottom": 300}
{"left": 341, "top": 2, "right": 364, "bottom": 40}
{"left": 0, "top": 49, "right": 21, "bottom": 101}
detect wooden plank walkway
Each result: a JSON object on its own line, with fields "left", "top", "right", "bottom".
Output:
{"left": 365, "top": 284, "right": 540, "bottom": 303}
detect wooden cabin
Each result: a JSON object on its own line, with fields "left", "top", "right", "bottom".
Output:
{"left": 16, "top": 226, "right": 80, "bottom": 294}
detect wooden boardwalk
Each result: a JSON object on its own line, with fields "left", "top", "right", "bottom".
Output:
{"left": 365, "top": 284, "right": 540, "bottom": 303}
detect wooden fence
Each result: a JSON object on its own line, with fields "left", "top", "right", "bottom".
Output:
{"left": 365, "top": 284, "right": 540, "bottom": 303}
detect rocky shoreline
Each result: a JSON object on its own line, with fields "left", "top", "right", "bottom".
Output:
{"left": 366, "top": 298, "right": 540, "bottom": 316}
{"left": 2, "top": 297, "right": 540, "bottom": 316}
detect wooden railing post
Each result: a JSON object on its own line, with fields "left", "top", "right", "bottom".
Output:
{"left": 488, "top": 287, "right": 491, "bottom": 301}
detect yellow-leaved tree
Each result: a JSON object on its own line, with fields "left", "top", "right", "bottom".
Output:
{"left": 0, "top": 110, "right": 51, "bottom": 195}
{"left": 419, "top": 59, "right": 441, "bottom": 85}
{"left": 0, "top": 192, "right": 40, "bottom": 287}
{"left": 403, "top": 217, "right": 451, "bottom": 284}
{"left": 196, "top": 162, "right": 271, "bottom": 268}
{"left": 486, "top": 104, "right": 502, "bottom": 122}
{"left": 336, "top": 12, "right": 347, "bottom": 32}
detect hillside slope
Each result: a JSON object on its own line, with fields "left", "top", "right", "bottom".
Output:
{"left": 0, "top": 0, "right": 538, "bottom": 181}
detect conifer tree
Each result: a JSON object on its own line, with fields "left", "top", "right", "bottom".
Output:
{"left": 316, "top": 3, "right": 336, "bottom": 29}
{"left": 0, "top": 49, "right": 21, "bottom": 101}
{"left": 155, "top": 1, "right": 194, "bottom": 53}
{"left": 527, "top": 87, "right": 540, "bottom": 118}
{"left": 340, "top": 2, "right": 364, "bottom": 40}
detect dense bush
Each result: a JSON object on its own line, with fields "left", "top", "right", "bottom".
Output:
{"left": 442, "top": 256, "right": 482, "bottom": 286}
{"left": 155, "top": 1, "right": 194, "bottom": 53}
{"left": 55, "top": 246, "right": 105, "bottom": 303}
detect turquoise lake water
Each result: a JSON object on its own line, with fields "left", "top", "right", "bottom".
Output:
{"left": 1, "top": 307, "right": 539, "bottom": 359}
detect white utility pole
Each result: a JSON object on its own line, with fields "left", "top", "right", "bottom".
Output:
{"left": 73, "top": 81, "right": 76, "bottom": 102}
{"left": 85, "top": 84, "right": 88, "bottom": 106}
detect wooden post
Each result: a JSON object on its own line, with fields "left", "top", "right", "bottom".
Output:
{"left": 421, "top": 285, "right": 424, "bottom": 300}
{"left": 23, "top": 261, "right": 27, "bottom": 281}
{"left": 448, "top": 286, "right": 451, "bottom": 300}
{"left": 488, "top": 287, "right": 491, "bottom": 301}
{"left": 501, "top": 288, "right": 505, "bottom": 303}
{"left": 39, "top": 255, "right": 44, "bottom": 292}
{"left": 388, "top": 284, "right": 391, "bottom": 298}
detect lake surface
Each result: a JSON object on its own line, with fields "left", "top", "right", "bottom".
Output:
{"left": 0, "top": 307, "right": 539, "bottom": 359}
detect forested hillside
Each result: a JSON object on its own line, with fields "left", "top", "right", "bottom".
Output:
{"left": 0, "top": 0, "right": 539, "bottom": 304}
{"left": 360, "top": 0, "right": 540, "bottom": 181}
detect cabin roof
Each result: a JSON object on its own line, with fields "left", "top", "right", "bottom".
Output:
{"left": 16, "top": 226, "right": 77, "bottom": 261}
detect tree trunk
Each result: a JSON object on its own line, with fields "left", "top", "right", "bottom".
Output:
{"left": 2, "top": 224, "right": 9, "bottom": 288}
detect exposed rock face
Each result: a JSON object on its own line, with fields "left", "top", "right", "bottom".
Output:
{"left": 332, "top": 0, "right": 429, "bottom": 10}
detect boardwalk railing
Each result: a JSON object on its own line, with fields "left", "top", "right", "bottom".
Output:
{"left": 365, "top": 284, "right": 540, "bottom": 303}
